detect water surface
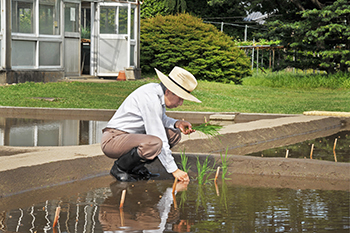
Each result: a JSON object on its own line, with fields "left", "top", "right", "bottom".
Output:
{"left": 2, "top": 180, "right": 349, "bottom": 232}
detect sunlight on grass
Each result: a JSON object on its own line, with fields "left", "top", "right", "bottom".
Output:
{"left": 0, "top": 74, "right": 349, "bottom": 114}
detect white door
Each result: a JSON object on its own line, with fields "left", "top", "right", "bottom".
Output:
{"left": 96, "top": 2, "right": 137, "bottom": 77}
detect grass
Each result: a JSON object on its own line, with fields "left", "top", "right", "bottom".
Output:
{"left": 0, "top": 72, "right": 349, "bottom": 114}
{"left": 243, "top": 71, "right": 350, "bottom": 89}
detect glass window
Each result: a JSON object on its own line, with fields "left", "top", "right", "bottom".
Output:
{"left": 118, "top": 6, "right": 127, "bottom": 34}
{"left": 100, "top": 6, "right": 116, "bottom": 34}
{"left": 81, "top": 7, "right": 91, "bottom": 39}
{"left": 130, "top": 7, "right": 135, "bottom": 39}
{"left": 12, "top": 40, "right": 35, "bottom": 66}
{"left": 64, "top": 3, "right": 79, "bottom": 33}
{"left": 39, "top": 0, "right": 61, "bottom": 35}
{"left": 39, "top": 42, "right": 60, "bottom": 66}
{"left": 12, "top": 0, "right": 34, "bottom": 33}
{"left": 130, "top": 44, "right": 134, "bottom": 66}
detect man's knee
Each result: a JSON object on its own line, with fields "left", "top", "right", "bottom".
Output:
{"left": 138, "top": 136, "right": 162, "bottom": 160}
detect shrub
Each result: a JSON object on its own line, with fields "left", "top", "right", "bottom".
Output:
{"left": 140, "top": 13, "right": 252, "bottom": 83}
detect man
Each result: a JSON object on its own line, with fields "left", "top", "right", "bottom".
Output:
{"left": 101, "top": 66, "right": 201, "bottom": 182}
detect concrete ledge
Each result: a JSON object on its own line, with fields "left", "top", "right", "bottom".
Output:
{"left": 174, "top": 115, "right": 346, "bottom": 155}
{"left": 0, "top": 70, "right": 64, "bottom": 84}
{"left": 1, "top": 148, "right": 349, "bottom": 198}
{"left": 0, "top": 106, "right": 115, "bottom": 121}
{"left": 0, "top": 106, "right": 298, "bottom": 123}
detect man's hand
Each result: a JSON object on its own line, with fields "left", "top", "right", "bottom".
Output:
{"left": 175, "top": 180, "right": 189, "bottom": 192}
{"left": 172, "top": 169, "right": 190, "bottom": 182}
{"left": 175, "top": 120, "right": 195, "bottom": 135}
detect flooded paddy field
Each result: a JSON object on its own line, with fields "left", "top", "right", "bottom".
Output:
{"left": 1, "top": 176, "right": 349, "bottom": 233}
{"left": 0, "top": 108, "right": 349, "bottom": 232}
{"left": 247, "top": 130, "right": 350, "bottom": 163}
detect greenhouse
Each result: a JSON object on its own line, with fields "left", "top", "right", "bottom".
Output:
{"left": 0, "top": 0, "right": 140, "bottom": 84}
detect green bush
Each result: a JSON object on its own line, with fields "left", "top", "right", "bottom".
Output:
{"left": 140, "top": 13, "right": 252, "bottom": 83}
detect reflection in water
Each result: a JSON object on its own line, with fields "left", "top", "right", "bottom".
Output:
{"left": 2, "top": 180, "right": 349, "bottom": 232}
{"left": 247, "top": 130, "right": 350, "bottom": 162}
{"left": 0, "top": 118, "right": 107, "bottom": 147}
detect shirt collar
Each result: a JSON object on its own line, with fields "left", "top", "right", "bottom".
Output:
{"left": 156, "top": 83, "right": 165, "bottom": 106}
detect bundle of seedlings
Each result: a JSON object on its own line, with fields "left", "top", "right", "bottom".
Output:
{"left": 192, "top": 120, "right": 222, "bottom": 138}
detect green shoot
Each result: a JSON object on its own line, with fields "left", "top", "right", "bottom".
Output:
{"left": 193, "top": 122, "right": 222, "bottom": 138}
{"left": 196, "top": 156, "right": 213, "bottom": 185}
{"left": 220, "top": 147, "right": 230, "bottom": 180}
{"left": 179, "top": 149, "right": 190, "bottom": 173}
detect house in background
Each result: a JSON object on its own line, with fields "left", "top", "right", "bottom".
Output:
{"left": 0, "top": 0, "right": 141, "bottom": 84}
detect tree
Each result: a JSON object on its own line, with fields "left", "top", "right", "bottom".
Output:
{"left": 141, "top": 0, "right": 254, "bottom": 39}
{"left": 259, "top": 0, "right": 349, "bottom": 73}
{"left": 140, "top": 14, "right": 252, "bottom": 83}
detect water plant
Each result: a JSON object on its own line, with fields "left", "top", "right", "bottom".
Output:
{"left": 196, "top": 155, "right": 214, "bottom": 185}
{"left": 193, "top": 122, "right": 222, "bottom": 139}
{"left": 220, "top": 147, "right": 230, "bottom": 180}
{"left": 179, "top": 149, "right": 190, "bottom": 173}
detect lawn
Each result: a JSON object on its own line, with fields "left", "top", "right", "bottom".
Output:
{"left": 0, "top": 77, "right": 348, "bottom": 114}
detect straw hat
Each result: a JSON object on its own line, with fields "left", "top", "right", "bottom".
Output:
{"left": 155, "top": 67, "right": 201, "bottom": 103}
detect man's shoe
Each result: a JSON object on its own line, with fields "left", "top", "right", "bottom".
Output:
{"left": 110, "top": 161, "right": 137, "bottom": 182}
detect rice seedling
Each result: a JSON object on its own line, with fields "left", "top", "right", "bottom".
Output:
{"left": 196, "top": 155, "right": 214, "bottom": 185}
{"left": 192, "top": 122, "right": 222, "bottom": 139}
{"left": 179, "top": 150, "right": 190, "bottom": 173}
{"left": 220, "top": 147, "right": 230, "bottom": 180}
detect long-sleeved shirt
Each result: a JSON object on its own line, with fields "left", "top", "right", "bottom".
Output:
{"left": 106, "top": 83, "right": 178, "bottom": 173}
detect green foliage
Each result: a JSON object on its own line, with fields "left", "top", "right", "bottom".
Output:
{"left": 242, "top": 71, "right": 350, "bottom": 89}
{"left": 260, "top": 0, "right": 350, "bottom": 74}
{"left": 193, "top": 122, "right": 222, "bottom": 138}
{"left": 179, "top": 150, "right": 190, "bottom": 173}
{"left": 140, "top": 13, "right": 252, "bottom": 83}
{"left": 220, "top": 147, "right": 230, "bottom": 180}
{"left": 141, "top": 0, "right": 169, "bottom": 19}
{"left": 234, "top": 39, "right": 282, "bottom": 47}
{"left": 196, "top": 156, "right": 213, "bottom": 185}
{"left": 18, "top": 10, "right": 33, "bottom": 33}
{"left": 81, "top": 27, "right": 91, "bottom": 39}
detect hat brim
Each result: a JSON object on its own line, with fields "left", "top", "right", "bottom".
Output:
{"left": 155, "top": 68, "right": 201, "bottom": 103}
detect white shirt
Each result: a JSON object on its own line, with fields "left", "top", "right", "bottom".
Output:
{"left": 106, "top": 83, "right": 178, "bottom": 173}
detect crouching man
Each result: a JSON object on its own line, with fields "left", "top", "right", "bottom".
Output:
{"left": 101, "top": 66, "right": 201, "bottom": 182}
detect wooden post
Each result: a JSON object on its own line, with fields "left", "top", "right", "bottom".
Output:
{"left": 310, "top": 144, "right": 314, "bottom": 159}
{"left": 119, "top": 189, "right": 126, "bottom": 209}
{"left": 333, "top": 138, "right": 338, "bottom": 162}
{"left": 214, "top": 166, "right": 220, "bottom": 183}
{"left": 53, "top": 206, "right": 61, "bottom": 227}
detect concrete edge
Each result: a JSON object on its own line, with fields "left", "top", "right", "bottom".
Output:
{"left": 0, "top": 106, "right": 301, "bottom": 123}
{"left": 1, "top": 152, "right": 349, "bottom": 199}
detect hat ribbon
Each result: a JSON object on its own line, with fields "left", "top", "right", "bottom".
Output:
{"left": 168, "top": 76, "right": 191, "bottom": 94}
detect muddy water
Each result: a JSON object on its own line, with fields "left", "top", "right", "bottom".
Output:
{"left": 0, "top": 118, "right": 107, "bottom": 147}
{"left": 1, "top": 179, "right": 349, "bottom": 233}
{"left": 247, "top": 130, "right": 350, "bottom": 162}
